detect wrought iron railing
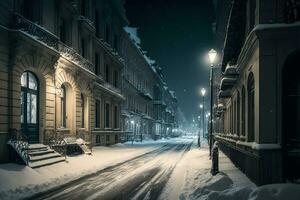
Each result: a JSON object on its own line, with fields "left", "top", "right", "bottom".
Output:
{"left": 8, "top": 129, "right": 29, "bottom": 165}
{"left": 48, "top": 133, "right": 67, "bottom": 160}
{"left": 103, "top": 82, "right": 121, "bottom": 95}
{"left": 76, "top": 130, "right": 93, "bottom": 154}
{"left": 58, "top": 42, "right": 94, "bottom": 72}
{"left": 14, "top": 14, "right": 59, "bottom": 50}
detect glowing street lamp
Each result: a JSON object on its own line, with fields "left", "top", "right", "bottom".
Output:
{"left": 207, "top": 49, "right": 217, "bottom": 156}
{"left": 201, "top": 88, "right": 206, "bottom": 97}
{"left": 208, "top": 49, "right": 217, "bottom": 67}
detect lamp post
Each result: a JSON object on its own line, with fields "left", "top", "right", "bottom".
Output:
{"left": 208, "top": 49, "right": 217, "bottom": 157}
{"left": 201, "top": 88, "right": 206, "bottom": 139}
{"left": 131, "top": 120, "right": 135, "bottom": 144}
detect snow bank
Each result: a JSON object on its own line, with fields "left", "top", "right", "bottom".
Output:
{"left": 196, "top": 183, "right": 300, "bottom": 200}
{"left": 249, "top": 184, "right": 300, "bottom": 200}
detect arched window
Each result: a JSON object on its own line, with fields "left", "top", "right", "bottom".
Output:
{"left": 20, "top": 71, "right": 39, "bottom": 143}
{"left": 81, "top": 94, "right": 85, "bottom": 128}
{"left": 237, "top": 91, "right": 240, "bottom": 136}
{"left": 61, "top": 85, "right": 67, "bottom": 128}
{"left": 247, "top": 73, "right": 255, "bottom": 142}
{"left": 241, "top": 86, "right": 246, "bottom": 136}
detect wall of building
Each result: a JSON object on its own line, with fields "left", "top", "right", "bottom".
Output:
{"left": 213, "top": 0, "right": 300, "bottom": 185}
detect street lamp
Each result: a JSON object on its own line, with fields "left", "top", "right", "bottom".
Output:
{"left": 208, "top": 49, "right": 217, "bottom": 157}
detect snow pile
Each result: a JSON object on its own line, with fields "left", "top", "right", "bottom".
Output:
{"left": 192, "top": 182, "right": 300, "bottom": 200}
{"left": 249, "top": 184, "right": 300, "bottom": 200}
{"left": 187, "top": 173, "right": 251, "bottom": 200}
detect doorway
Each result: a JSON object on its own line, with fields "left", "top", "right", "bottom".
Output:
{"left": 20, "top": 71, "right": 39, "bottom": 143}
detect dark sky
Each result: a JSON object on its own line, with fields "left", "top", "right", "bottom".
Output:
{"left": 125, "top": 0, "right": 215, "bottom": 121}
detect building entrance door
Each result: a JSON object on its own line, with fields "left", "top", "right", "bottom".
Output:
{"left": 20, "top": 71, "right": 39, "bottom": 143}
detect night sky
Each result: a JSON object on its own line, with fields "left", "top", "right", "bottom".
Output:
{"left": 125, "top": 0, "right": 215, "bottom": 121}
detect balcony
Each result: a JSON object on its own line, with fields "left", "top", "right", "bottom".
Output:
{"left": 220, "top": 77, "right": 237, "bottom": 90}
{"left": 224, "top": 64, "right": 239, "bottom": 76}
{"left": 139, "top": 89, "right": 153, "bottom": 100}
{"left": 95, "top": 37, "right": 125, "bottom": 67}
{"left": 58, "top": 42, "right": 94, "bottom": 73}
{"left": 153, "top": 100, "right": 166, "bottom": 106}
{"left": 77, "top": 16, "right": 95, "bottom": 32}
{"left": 14, "top": 14, "right": 59, "bottom": 50}
{"left": 103, "top": 82, "right": 122, "bottom": 95}
{"left": 218, "top": 90, "right": 231, "bottom": 99}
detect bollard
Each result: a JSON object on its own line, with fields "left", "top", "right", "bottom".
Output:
{"left": 211, "top": 141, "right": 219, "bottom": 176}
{"left": 198, "top": 132, "right": 201, "bottom": 148}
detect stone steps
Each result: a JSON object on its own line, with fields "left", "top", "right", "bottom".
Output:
{"left": 27, "top": 144, "right": 65, "bottom": 168}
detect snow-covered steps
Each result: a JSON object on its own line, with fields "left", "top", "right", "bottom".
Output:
{"left": 29, "top": 156, "right": 66, "bottom": 168}
{"left": 79, "top": 144, "right": 92, "bottom": 155}
{"left": 27, "top": 144, "right": 66, "bottom": 168}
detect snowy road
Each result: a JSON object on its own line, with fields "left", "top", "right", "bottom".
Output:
{"left": 33, "top": 140, "right": 193, "bottom": 200}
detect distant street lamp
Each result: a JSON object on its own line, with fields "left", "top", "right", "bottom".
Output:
{"left": 208, "top": 49, "right": 217, "bottom": 157}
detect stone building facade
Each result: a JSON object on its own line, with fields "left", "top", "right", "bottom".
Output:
{"left": 0, "top": 0, "right": 127, "bottom": 163}
{"left": 214, "top": 0, "right": 300, "bottom": 185}
{"left": 120, "top": 28, "right": 178, "bottom": 141}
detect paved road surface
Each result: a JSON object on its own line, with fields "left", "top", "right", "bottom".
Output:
{"left": 33, "top": 141, "right": 193, "bottom": 200}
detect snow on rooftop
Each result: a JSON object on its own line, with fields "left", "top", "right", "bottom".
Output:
{"left": 124, "top": 26, "right": 141, "bottom": 45}
{"left": 169, "top": 90, "right": 177, "bottom": 99}
{"left": 124, "top": 26, "right": 158, "bottom": 73}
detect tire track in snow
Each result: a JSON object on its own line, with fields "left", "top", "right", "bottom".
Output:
{"left": 32, "top": 142, "right": 193, "bottom": 200}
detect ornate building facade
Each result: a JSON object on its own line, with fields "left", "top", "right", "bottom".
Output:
{"left": 214, "top": 0, "right": 300, "bottom": 185}
{"left": 0, "top": 0, "right": 127, "bottom": 163}
{"left": 0, "top": 0, "right": 180, "bottom": 164}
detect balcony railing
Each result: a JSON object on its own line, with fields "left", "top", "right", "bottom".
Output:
{"left": 14, "top": 14, "right": 59, "bottom": 50}
{"left": 77, "top": 16, "right": 95, "bottom": 32}
{"left": 59, "top": 42, "right": 94, "bottom": 72}
{"left": 103, "top": 82, "right": 121, "bottom": 95}
{"left": 95, "top": 37, "right": 125, "bottom": 65}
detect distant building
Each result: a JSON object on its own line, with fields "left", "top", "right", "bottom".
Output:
{"left": 120, "top": 27, "right": 179, "bottom": 141}
{"left": 213, "top": 0, "right": 300, "bottom": 185}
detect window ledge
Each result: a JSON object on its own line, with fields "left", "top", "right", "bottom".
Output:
{"left": 57, "top": 128, "right": 70, "bottom": 131}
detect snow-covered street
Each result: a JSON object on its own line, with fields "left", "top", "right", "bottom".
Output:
{"left": 33, "top": 139, "right": 193, "bottom": 200}
{"left": 1, "top": 136, "right": 300, "bottom": 200}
